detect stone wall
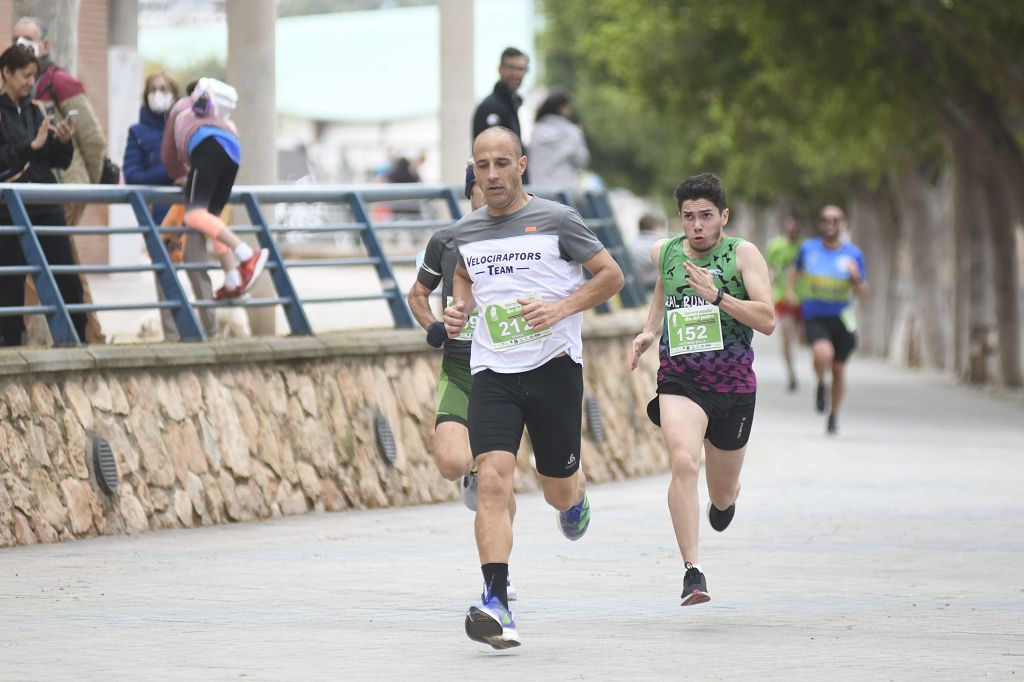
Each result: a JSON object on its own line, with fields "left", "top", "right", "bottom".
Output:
{"left": 0, "top": 313, "right": 666, "bottom": 548}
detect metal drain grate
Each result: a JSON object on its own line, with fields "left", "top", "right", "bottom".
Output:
{"left": 375, "top": 414, "right": 398, "bottom": 466}
{"left": 93, "top": 437, "right": 119, "bottom": 494}
{"left": 585, "top": 395, "right": 605, "bottom": 443}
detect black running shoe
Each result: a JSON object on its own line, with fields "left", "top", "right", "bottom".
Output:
{"left": 681, "top": 563, "right": 710, "bottom": 606}
{"left": 815, "top": 382, "right": 828, "bottom": 413}
{"left": 707, "top": 501, "right": 736, "bottom": 532}
{"left": 827, "top": 413, "right": 839, "bottom": 435}
{"left": 787, "top": 376, "right": 798, "bottom": 393}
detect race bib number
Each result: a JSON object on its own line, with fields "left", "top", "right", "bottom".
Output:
{"left": 484, "top": 298, "right": 552, "bottom": 350}
{"left": 446, "top": 296, "right": 478, "bottom": 341}
{"left": 667, "top": 304, "right": 725, "bottom": 356}
{"left": 839, "top": 305, "right": 857, "bottom": 333}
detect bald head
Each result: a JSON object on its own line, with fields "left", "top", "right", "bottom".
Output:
{"left": 473, "top": 126, "right": 523, "bottom": 158}
{"left": 471, "top": 126, "right": 528, "bottom": 216}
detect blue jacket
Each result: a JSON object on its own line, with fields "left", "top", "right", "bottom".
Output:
{"left": 123, "top": 106, "right": 173, "bottom": 223}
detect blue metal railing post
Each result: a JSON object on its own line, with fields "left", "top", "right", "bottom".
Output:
{"left": 555, "top": 191, "right": 612, "bottom": 315}
{"left": 441, "top": 187, "right": 464, "bottom": 222}
{"left": 346, "top": 193, "right": 414, "bottom": 328}
{"left": 239, "top": 193, "right": 313, "bottom": 336}
{"left": 1, "top": 188, "right": 79, "bottom": 345}
{"left": 127, "top": 191, "right": 205, "bottom": 341}
{"left": 584, "top": 191, "right": 645, "bottom": 308}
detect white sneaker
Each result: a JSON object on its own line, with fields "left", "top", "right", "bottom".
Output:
{"left": 459, "top": 469, "right": 478, "bottom": 511}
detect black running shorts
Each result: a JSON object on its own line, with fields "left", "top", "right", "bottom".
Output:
{"left": 468, "top": 354, "right": 583, "bottom": 478}
{"left": 647, "top": 378, "right": 756, "bottom": 451}
{"left": 804, "top": 316, "right": 857, "bottom": 363}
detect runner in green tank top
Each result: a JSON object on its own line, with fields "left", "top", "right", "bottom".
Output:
{"left": 631, "top": 173, "right": 775, "bottom": 606}
{"left": 764, "top": 214, "right": 803, "bottom": 391}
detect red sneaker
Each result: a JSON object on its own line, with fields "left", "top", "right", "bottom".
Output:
{"left": 214, "top": 284, "right": 244, "bottom": 300}
{"left": 238, "top": 248, "right": 269, "bottom": 294}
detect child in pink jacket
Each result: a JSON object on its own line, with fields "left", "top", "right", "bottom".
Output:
{"left": 161, "top": 77, "right": 267, "bottom": 299}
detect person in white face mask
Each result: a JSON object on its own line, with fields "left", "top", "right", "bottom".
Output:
{"left": 124, "top": 71, "right": 217, "bottom": 340}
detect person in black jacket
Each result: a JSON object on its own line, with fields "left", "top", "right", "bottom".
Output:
{"left": 0, "top": 43, "right": 85, "bottom": 346}
{"left": 472, "top": 47, "right": 530, "bottom": 182}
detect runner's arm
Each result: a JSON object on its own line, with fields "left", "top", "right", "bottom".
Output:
{"left": 630, "top": 239, "right": 668, "bottom": 370}
{"left": 519, "top": 248, "right": 624, "bottom": 330}
{"left": 722, "top": 242, "right": 775, "bottom": 336}
{"left": 407, "top": 281, "right": 438, "bottom": 330}
{"left": 847, "top": 258, "right": 870, "bottom": 298}
{"left": 444, "top": 264, "right": 476, "bottom": 337}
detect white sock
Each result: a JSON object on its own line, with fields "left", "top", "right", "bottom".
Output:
{"left": 224, "top": 269, "right": 241, "bottom": 289}
{"left": 234, "top": 243, "right": 254, "bottom": 262}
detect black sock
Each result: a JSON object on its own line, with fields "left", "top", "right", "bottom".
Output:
{"left": 481, "top": 563, "right": 509, "bottom": 609}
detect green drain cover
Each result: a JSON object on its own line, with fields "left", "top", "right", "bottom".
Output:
{"left": 93, "top": 437, "right": 119, "bottom": 494}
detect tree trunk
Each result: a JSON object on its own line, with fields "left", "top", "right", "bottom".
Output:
{"left": 849, "top": 187, "right": 899, "bottom": 358}
{"left": 889, "top": 164, "right": 949, "bottom": 370}
{"left": 949, "top": 133, "right": 997, "bottom": 383}
{"left": 980, "top": 160, "right": 1024, "bottom": 387}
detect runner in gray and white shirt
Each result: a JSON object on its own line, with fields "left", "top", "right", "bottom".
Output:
{"left": 444, "top": 126, "right": 623, "bottom": 650}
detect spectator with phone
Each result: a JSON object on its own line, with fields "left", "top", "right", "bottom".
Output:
{"left": 0, "top": 43, "right": 86, "bottom": 346}
{"left": 13, "top": 16, "right": 108, "bottom": 344}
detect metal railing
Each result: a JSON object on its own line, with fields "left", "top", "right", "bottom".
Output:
{"left": 0, "top": 183, "right": 645, "bottom": 346}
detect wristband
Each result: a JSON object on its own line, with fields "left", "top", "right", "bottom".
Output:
{"left": 425, "top": 321, "right": 447, "bottom": 348}
{"left": 712, "top": 287, "right": 726, "bottom": 306}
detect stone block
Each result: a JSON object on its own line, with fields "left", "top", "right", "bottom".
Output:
{"left": 19, "top": 348, "right": 95, "bottom": 373}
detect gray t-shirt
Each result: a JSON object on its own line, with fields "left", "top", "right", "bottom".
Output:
{"left": 454, "top": 196, "right": 604, "bottom": 374}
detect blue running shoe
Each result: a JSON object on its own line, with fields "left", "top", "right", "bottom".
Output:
{"left": 557, "top": 493, "right": 591, "bottom": 541}
{"left": 465, "top": 590, "right": 520, "bottom": 650}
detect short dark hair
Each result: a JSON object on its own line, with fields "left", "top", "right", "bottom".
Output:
{"left": 674, "top": 173, "right": 727, "bottom": 212}
{"left": 473, "top": 125, "right": 524, "bottom": 158}
{"left": 638, "top": 213, "right": 665, "bottom": 233}
{"left": 0, "top": 43, "right": 40, "bottom": 76}
{"left": 500, "top": 47, "right": 527, "bottom": 64}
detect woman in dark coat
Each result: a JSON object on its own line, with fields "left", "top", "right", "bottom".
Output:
{"left": 0, "top": 43, "right": 84, "bottom": 345}
{"left": 123, "top": 71, "right": 179, "bottom": 223}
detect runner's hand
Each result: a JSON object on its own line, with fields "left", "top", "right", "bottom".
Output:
{"left": 426, "top": 321, "right": 447, "bottom": 348}
{"left": 444, "top": 300, "right": 467, "bottom": 338}
{"left": 683, "top": 261, "right": 717, "bottom": 303}
{"left": 631, "top": 331, "right": 655, "bottom": 370}
{"left": 518, "top": 297, "right": 564, "bottom": 331}
{"left": 846, "top": 260, "right": 862, "bottom": 283}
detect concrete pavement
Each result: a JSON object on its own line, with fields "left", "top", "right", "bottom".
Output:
{"left": 1, "top": 339, "right": 1022, "bottom": 680}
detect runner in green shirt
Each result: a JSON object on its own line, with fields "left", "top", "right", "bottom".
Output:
{"left": 764, "top": 214, "right": 803, "bottom": 391}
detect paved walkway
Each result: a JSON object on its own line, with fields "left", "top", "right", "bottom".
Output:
{"left": 1, "top": 340, "right": 1022, "bottom": 681}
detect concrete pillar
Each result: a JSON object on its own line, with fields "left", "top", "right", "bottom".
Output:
{"left": 13, "top": 0, "right": 78, "bottom": 74}
{"left": 107, "top": 0, "right": 143, "bottom": 266}
{"left": 227, "top": 0, "right": 277, "bottom": 335}
{"left": 438, "top": 0, "right": 475, "bottom": 185}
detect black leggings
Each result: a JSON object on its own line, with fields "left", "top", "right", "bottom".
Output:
{"left": 0, "top": 204, "right": 87, "bottom": 345}
{"left": 185, "top": 136, "right": 238, "bottom": 215}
